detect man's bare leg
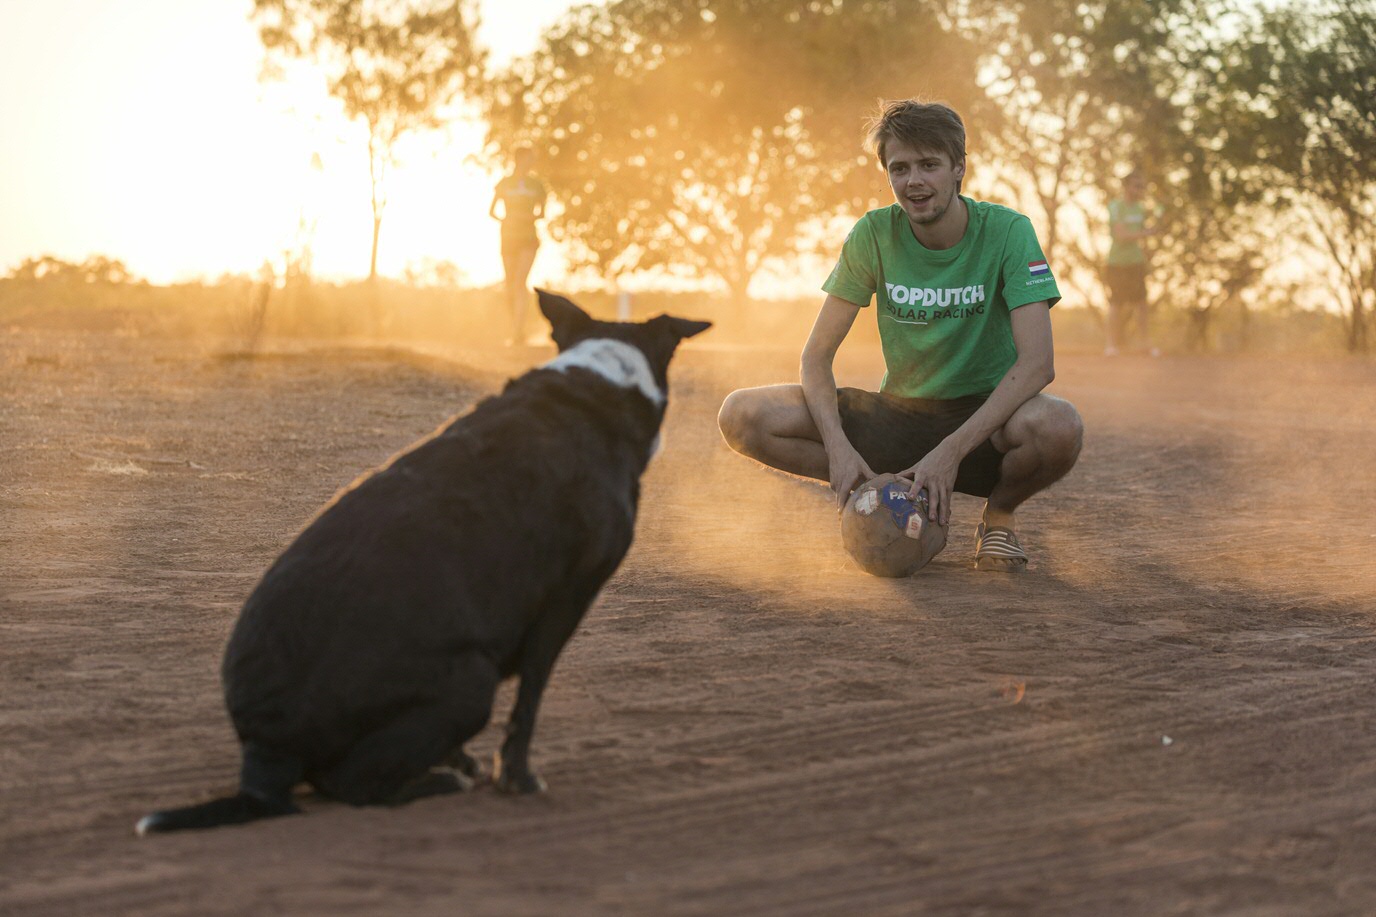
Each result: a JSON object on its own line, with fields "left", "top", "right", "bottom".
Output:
{"left": 984, "top": 393, "right": 1083, "bottom": 532}
{"left": 501, "top": 245, "right": 538, "bottom": 345}
{"left": 511, "top": 246, "right": 537, "bottom": 343}
{"left": 717, "top": 384, "right": 829, "bottom": 480}
{"left": 1104, "top": 300, "right": 1122, "bottom": 356}
{"left": 722, "top": 385, "right": 1083, "bottom": 569}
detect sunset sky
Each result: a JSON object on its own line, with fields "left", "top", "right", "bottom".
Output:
{"left": 0, "top": 0, "right": 579, "bottom": 287}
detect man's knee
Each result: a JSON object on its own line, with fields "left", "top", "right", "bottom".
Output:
{"left": 1036, "top": 398, "right": 1084, "bottom": 470}
{"left": 717, "top": 389, "right": 760, "bottom": 456}
{"left": 1004, "top": 396, "right": 1083, "bottom": 468}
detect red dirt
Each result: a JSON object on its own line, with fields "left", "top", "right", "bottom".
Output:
{"left": 3, "top": 325, "right": 1375, "bottom": 916}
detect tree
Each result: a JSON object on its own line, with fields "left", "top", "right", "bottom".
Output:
{"left": 1224, "top": 0, "right": 1376, "bottom": 353}
{"left": 962, "top": 0, "right": 1216, "bottom": 301}
{"left": 6, "top": 255, "right": 137, "bottom": 285}
{"left": 485, "top": 0, "right": 982, "bottom": 300}
{"left": 1124, "top": 0, "right": 1291, "bottom": 351}
{"left": 254, "top": 0, "right": 484, "bottom": 280}
{"left": 960, "top": 0, "right": 1317, "bottom": 355}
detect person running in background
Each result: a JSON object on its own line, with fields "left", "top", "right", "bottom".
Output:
{"left": 489, "top": 145, "right": 547, "bottom": 346}
{"left": 1104, "top": 169, "right": 1160, "bottom": 357}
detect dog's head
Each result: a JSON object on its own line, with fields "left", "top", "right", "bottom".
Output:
{"left": 537, "top": 289, "right": 711, "bottom": 398}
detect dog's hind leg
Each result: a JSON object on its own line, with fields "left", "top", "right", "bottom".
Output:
{"left": 313, "top": 653, "right": 498, "bottom": 806}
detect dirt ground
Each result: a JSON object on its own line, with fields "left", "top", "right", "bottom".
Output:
{"left": 3, "top": 320, "right": 1376, "bottom": 916}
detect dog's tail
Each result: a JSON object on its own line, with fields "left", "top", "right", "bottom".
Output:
{"left": 135, "top": 791, "right": 299, "bottom": 835}
{"left": 136, "top": 743, "right": 303, "bottom": 836}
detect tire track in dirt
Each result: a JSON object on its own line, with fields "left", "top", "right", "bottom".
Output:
{"left": 330, "top": 662, "right": 1368, "bottom": 860}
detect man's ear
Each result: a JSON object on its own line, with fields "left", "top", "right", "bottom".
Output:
{"left": 536, "top": 289, "right": 593, "bottom": 349}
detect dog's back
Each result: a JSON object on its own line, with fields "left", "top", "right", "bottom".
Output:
{"left": 138, "top": 290, "right": 709, "bottom": 833}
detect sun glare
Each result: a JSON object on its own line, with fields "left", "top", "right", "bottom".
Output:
{"left": 0, "top": 0, "right": 577, "bottom": 289}
{"left": 243, "top": 67, "right": 518, "bottom": 287}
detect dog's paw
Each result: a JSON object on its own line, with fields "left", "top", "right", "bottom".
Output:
{"left": 492, "top": 755, "right": 547, "bottom": 794}
{"left": 495, "top": 771, "right": 547, "bottom": 794}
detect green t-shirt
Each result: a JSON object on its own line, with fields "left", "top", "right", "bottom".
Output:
{"left": 1107, "top": 198, "right": 1147, "bottom": 266}
{"left": 822, "top": 197, "right": 1060, "bottom": 399}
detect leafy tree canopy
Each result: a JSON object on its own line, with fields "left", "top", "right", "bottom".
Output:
{"left": 486, "top": 0, "right": 982, "bottom": 298}
{"left": 1205, "top": 0, "right": 1376, "bottom": 350}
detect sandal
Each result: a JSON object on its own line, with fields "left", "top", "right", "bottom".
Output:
{"left": 974, "top": 523, "right": 1028, "bottom": 572}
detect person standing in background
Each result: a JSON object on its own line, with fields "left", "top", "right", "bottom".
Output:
{"left": 489, "top": 145, "right": 547, "bottom": 346}
{"left": 1104, "top": 169, "right": 1160, "bottom": 357}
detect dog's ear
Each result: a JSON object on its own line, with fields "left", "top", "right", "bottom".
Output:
{"left": 537, "top": 289, "right": 594, "bottom": 348}
{"left": 650, "top": 315, "right": 712, "bottom": 343}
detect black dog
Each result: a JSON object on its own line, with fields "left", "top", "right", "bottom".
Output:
{"left": 137, "top": 290, "right": 709, "bottom": 834}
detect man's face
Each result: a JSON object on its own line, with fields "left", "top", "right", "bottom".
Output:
{"left": 884, "top": 139, "right": 965, "bottom": 230}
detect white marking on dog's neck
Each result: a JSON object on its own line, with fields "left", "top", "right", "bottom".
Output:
{"left": 545, "top": 338, "right": 665, "bottom": 406}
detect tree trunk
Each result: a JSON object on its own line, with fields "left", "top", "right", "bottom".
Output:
{"left": 1348, "top": 303, "right": 1370, "bottom": 354}
{"left": 722, "top": 248, "right": 756, "bottom": 306}
{"left": 369, "top": 215, "right": 382, "bottom": 282}
{"left": 1187, "top": 308, "right": 1211, "bottom": 353}
{"left": 724, "top": 272, "right": 753, "bottom": 306}
{"left": 367, "top": 124, "right": 385, "bottom": 283}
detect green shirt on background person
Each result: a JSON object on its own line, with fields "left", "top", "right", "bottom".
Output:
{"left": 1106, "top": 198, "right": 1148, "bottom": 266}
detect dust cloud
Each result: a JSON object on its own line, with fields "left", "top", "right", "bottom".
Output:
{"left": 6, "top": 292, "right": 1376, "bottom": 916}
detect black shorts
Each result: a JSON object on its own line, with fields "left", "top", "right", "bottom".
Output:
{"left": 1106, "top": 263, "right": 1147, "bottom": 306}
{"left": 837, "top": 388, "right": 1005, "bottom": 498}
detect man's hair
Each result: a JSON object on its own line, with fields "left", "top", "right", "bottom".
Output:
{"left": 867, "top": 100, "right": 966, "bottom": 170}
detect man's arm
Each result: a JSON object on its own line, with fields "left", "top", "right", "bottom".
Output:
{"left": 901, "top": 301, "right": 1056, "bottom": 524}
{"left": 800, "top": 294, "right": 876, "bottom": 509}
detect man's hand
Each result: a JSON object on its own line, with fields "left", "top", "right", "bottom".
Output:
{"left": 827, "top": 443, "right": 876, "bottom": 512}
{"left": 901, "top": 442, "right": 961, "bottom": 526}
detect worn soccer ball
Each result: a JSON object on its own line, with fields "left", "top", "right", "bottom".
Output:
{"left": 841, "top": 473, "right": 949, "bottom": 577}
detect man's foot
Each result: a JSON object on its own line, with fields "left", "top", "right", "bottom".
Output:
{"left": 974, "top": 522, "right": 1029, "bottom": 572}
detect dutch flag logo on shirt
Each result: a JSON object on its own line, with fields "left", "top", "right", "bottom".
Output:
{"left": 1028, "top": 260, "right": 1050, "bottom": 276}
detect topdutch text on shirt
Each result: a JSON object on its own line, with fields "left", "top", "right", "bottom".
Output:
{"left": 884, "top": 283, "right": 987, "bottom": 307}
